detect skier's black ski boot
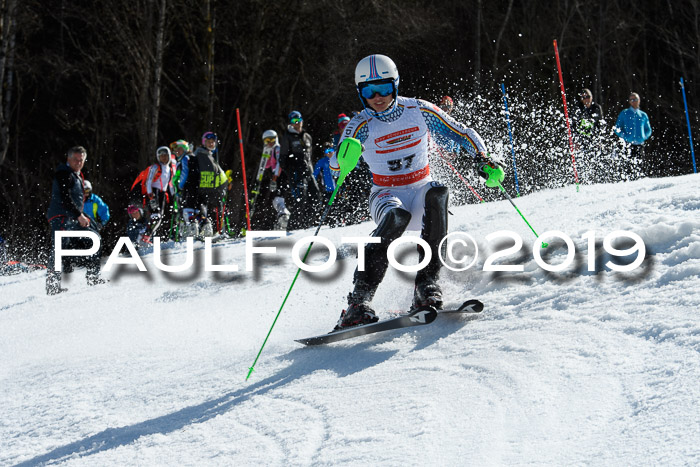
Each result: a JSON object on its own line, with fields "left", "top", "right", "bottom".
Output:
{"left": 412, "top": 279, "right": 443, "bottom": 310}
{"left": 412, "top": 184, "right": 448, "bottom": 311}
{"left": 334, "top": 208, "right": 412, "bottom": 331}
{"left": 334, "top": 303, "right": 379, "bottom": 331}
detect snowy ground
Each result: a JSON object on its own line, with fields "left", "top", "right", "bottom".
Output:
{"left": 2, "top": 173, "right": 700, "bottom": 466}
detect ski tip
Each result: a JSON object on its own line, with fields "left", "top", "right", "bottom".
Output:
{"left": 457, "top": 299, "right": 484, "bottom": 313}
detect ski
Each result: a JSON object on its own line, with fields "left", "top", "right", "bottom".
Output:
{"left": 296, "top": 307, "right": 438, "bottom": 346}
{"left": 295, "top": 299, "right": 483, "bottom": 346}
{"left": 439, "top": 299, "right": 483, "bottom": 314}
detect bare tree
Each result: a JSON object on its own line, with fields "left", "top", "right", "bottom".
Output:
{"left": 0, "top": 0, "right": 18, "bottom": 166}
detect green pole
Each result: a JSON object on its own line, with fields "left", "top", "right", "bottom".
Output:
{"left": 497, "top": 182, "right": 548, "bottom": 248}
{"left": 246, "top": 138, "right": 363, "bottom": 380}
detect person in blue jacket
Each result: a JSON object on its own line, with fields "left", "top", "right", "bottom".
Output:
{"left": 614, "top": 92, "right": 652, "bottom": 177}
{"left": 82, "top": 180, "right": 110, "bottom": 231}
{"left": 313, "top": 143, "right": 338, "bottom": 204}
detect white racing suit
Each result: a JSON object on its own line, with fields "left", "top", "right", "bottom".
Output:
{"left": 330, "top": 96, "right": 487, "bottom": 308}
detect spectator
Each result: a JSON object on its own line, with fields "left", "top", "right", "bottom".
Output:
{"left": 45, "top": 146, "right": 104, "bottom": 295}
{"left": 614, "top": 92, "right": 652, "bottom": 177}
{"left": 278, "top": 110, "right": 321, "bottom": 229}
{"left": 145, "top": 146, "right": 176, "bottom": 239}
{"left": 314, "top": 143, "right": 338, "bottom": 204}
{"left": 178, "top": 131, "right": 228, "bottom": 237}
{"left": 255, "top": 129, "right": 290, "bottom": 230}
{"left": 82, "top": 180, "right": 110, "bottom": 231}
{"left": 169, "top": 139, "right": 193, "bottom": 239}
{"left": 574, "top": 88, "right": 604, "bottom": 137}
{"left": 201, "top": 130, "right": 220, "bottom": 164}
{"left": 126, "top": 204, "right": 149, "bottom": 248}
{"left": 332, "top": 113, "right": 351, "bottom": 150}
{"left": 573, "top": 88, "right": 605, "bottom": 182}
{"left": 439, "top": 95, "right": 454, "bottom": 115}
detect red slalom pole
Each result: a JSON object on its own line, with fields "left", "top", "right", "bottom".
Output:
{"left": 553, "top": 39, "right": 580, "bottom": 191}
{"left": 236, "top": 108, "right": 252, "bottom": 231}
{"left": 436, "top": 147, "right": 485, "bottom": 203}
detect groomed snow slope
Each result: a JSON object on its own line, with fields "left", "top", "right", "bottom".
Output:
{"left": 2, "top": 174, "right": 699, "bottom": 466}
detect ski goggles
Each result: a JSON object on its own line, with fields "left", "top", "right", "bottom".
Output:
{"left": 324, "top": 147, "right": 335, "bottom": 154}
{"left": 290, "top": 118, "right": 302, "bottom": 124}
{"left": 157, "top": 148, "right": 170, "bottom": 157}
{"left": 359, "top": 80, "right": 394, "bottom": 100}
{"left": 263, "top": 137, "right": 276, "bottom": 144}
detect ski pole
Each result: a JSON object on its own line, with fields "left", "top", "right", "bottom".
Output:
{"left": 246, "top": 138, "right": 364, "bottom": 381}
{"left": 501, "top": 83, "right": 521, "bottom": 196}
{"left": 680, "top": 77, "right": 698, "bottom": 174}
{"left": 553, "top": 39, "right": 580, "bottom": 191}
{"left": 496, "top": 181, "right": 547, "bottom": 248}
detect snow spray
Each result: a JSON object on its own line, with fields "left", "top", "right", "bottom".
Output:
{"left": 500, "top": 83, "right": 521, "bottom": 196}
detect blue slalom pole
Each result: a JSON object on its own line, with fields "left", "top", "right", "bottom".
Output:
{"left": 501, "top": 83, "right": 521, "bottom": 195}
{"left": 680, "top": 77, "right": 698, "bottom": 174}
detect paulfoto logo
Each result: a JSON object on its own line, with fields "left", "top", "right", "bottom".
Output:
{"left": 52, "top": 229, "right": 646, "bottom": 274}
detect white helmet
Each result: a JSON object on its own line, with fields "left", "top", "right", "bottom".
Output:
{"left": 355, "top": 54, "right": 399, "bottom": 87}
{"left": 156, "top": 146, "right": 171, "bottom": 161}
{"left": 354, "top": 54, "right": 399, "bottom": 116}
{"left": 83, "top": 180, "right": 92, "bottom": 192}
{"left": 262, "top": 129, "right": 278, "bottom": 140}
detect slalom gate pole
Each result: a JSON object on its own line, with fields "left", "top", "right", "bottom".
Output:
{"left": 246, "top": 138, "right": 364, "bottom": 381}
{"left": 236, "top": 108, "right": 252, "bottom": 231}
{"left": 436, "top": 148, "right": 485, "bottom": 203}
{"left": 553, "top": 39, "right": 580, "bottom": 191}
{"left": 680, "top": 77, "right": 698, "bottom": 174}
{"left": 496, "top": 181, "right": 548, "bottom": 248}
{"left": 500, "top": 83, "right": 521, "bottom": 196}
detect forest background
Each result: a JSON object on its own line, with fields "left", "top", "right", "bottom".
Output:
{"left": 1, "top": 0, "right": 698, "bottom": 262}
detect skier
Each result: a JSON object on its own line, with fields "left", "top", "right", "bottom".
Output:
{"left": 278, "top": 111, "right": 321, "bottom": 229}
{"left": 169, "top": 139, "right": 194, "bottom": 239}
{"left": 331, "top": 54, "right": 503, "bottom": 329}
{"left": 178, "top": 132, "right": 228, "bottom": 237}
{"left": 257, "top": 129, "right": 290, "bottom": 230}
{"left": 144, "top": 146, "right": 176, "bottom": 239}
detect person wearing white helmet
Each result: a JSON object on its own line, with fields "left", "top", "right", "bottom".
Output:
{"left": 143, "top": 146, "right": 177, "bottom": 239}
{"left": 331, "top": 54, "right": 503, "bottom": 330}
{"left": 259, "top": 129, "right": 290, "bottom": 230}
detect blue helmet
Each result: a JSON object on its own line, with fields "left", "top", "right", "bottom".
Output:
{"left": 288, "top": 110, "right": 302, "bottom": 122}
